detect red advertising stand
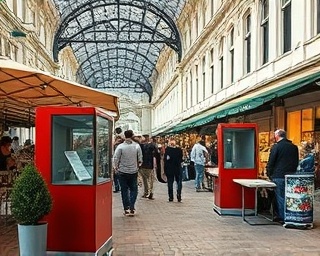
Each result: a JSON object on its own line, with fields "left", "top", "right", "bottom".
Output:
{"left": 213, "top": 123, "right": 258, "bottom": 215}
{"left": 35, "top": 106, "right": 114, "bottom": 255}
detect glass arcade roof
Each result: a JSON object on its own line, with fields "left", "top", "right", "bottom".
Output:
{"left": 53, "top": 0, "right": 186, "bottom": 102}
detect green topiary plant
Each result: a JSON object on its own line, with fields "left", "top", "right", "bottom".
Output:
{"left": 10, "top": 164, "right": 53, "bottom": 225}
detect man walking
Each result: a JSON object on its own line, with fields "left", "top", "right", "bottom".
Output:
{"left": 113, "top": 130, "right": 143, "bottom": 217}
{"left": 140, "top": 135, "right": 158, "bottom": 199}
{"left": 190, "top": 139, "right": 208, "bottom": 191}
{"left": 164, "top": 139, "right": 183, "bottom": 202}
{"left": 266, "top": 129, "right": 299, "bottom": 223}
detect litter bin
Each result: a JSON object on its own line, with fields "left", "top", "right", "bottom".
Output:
{"left": 284, "top": 174, "right": 314, "bottom": 228}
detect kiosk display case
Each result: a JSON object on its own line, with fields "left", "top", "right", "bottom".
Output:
{"left": 213, "top": 123, "right": 258, "bottom": 215}
{"left": 35, "top": 106, "right": 114, "bottom": 255}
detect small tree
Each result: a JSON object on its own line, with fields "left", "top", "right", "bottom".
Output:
{"left": 10, "top": 164, "right": 53, "bottom": 225}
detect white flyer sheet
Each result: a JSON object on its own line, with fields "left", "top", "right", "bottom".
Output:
{"left": 64, "top": 151, "right": 92, "bottom": 181}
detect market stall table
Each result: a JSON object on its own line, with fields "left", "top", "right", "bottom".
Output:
{"left": 204, "top": 166, "right": 218, "bottom": 192}
{"left": 233, "top": 179, "right": 277, "bottom": 225}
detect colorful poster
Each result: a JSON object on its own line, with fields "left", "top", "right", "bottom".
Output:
{"left": 285, "top": 174, "right": 314, "bottom": 224}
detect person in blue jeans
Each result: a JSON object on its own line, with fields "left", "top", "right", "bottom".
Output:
{"left": 182, "top": 148, "right": 190, "bottom": 181}
{"left": 266, "top": 129, "right": 299, "bottom": 223}
{"left": 113, "top": 130, "right": 143, "bottom": 216}
{"left": 190, "top": 139, "right": 208, "bottom": 192}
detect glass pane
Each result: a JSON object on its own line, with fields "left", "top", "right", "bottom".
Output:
{"left": 283, "top": 2, "right": 291, "bottom": 53}
{"left": 315, "top": 107, "right": 320, "bottom": 131}
{"left": 302, "top": 108, "right": 313, "bottom": 132}
{"left": 96, "top": 116, "right": 111, "bottom": 183}
{"left": 287, "top": 111, "right": 301, "bottom": 145}
{"left": 263, "top": 23, "right": 269, "bottom": 64}
{"left": 52, "top": 115, "right": 94, "bottom": 185}
{"left": 223, "top": 128, "right": 255, "bottom": 169}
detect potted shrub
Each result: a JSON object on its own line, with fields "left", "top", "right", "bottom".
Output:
{"left": 10, "top": 163, "right": 53, "bottom": 256}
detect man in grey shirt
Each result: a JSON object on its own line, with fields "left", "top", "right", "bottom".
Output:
{"left": 113, "top": 130, "right": 143, "bottom": 216}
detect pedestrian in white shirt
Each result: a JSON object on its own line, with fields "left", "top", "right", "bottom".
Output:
{"left": 190, "top": 140, "right": 208, "bottom": 192}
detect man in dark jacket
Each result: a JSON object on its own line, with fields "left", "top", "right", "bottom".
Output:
{"left": 164, "top": 139, "right": 183, "bottom": 202}
{"left": 140, "top": 135, "right": 157, "bottom": 199}
{"left": 266, "top": 129, "right": 299, "bottom": 222}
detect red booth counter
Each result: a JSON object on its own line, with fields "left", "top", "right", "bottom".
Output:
{"left": 213, "top": 123, "right": 258, "bottom": 215}
{"left": 35, "top": 106, "right": 114, "bottom": 255}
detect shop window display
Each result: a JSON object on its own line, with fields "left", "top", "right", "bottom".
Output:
{"left": 156, "top": 132, "right": 217, "bottom": 182}
{"left": 258, "top": 132, "right": 272, "bottom": 177}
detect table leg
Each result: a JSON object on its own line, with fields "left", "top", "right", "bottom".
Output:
{"left": 255, "top": 187, "right": 257, "bottom": 216}
{"left": 242, "top": 186, "right": 245, "bottom": 222}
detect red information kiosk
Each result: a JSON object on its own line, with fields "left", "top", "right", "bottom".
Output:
{"left": 213, "top": 123, "right": 258, "bottom": 215}
{"left": 35, "top": 106, "right": 114, "bottom": 255}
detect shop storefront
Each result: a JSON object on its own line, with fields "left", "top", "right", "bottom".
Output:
{"left": 159, "top": 72, "right": 320, "bottom": 189}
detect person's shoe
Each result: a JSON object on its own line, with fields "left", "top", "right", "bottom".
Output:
{"left": 177, "top": 194, "right": 182, "bottom": 202}
{"left": 196, "top": 188, "right": 201, "bottom": 192}
{"left": 141, "top": 194, "right": 149, "bottom": 198}
{"left": 273, "top": 217, "right": 284, "bottom": 224}
{"left": 148, "top": 193, "right": 154, "bottom": 200}
{"left": 129, "top": 209, "right": 136, "bottom": 217}
{"left": 113, "top": 190, "right": 120, "bottom": 193}
{"left": 168, "top": 198, "right": 173, "bottom": 202}
{"left": 123, "top": 209, "right": 131, "bottom": 216}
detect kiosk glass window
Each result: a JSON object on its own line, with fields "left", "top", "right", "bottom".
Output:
{"left": 52, "top": 115, "right": 94, "bottom": 185}
{"left": 96, "top": 116, "right": 111, "bottom": 183}
{"left": 223, "top": 128, "right": 255, "bottom": 169}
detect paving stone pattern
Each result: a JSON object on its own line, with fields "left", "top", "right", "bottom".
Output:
{"left": 1, "top": 180, "right": 320, "bottom": 255}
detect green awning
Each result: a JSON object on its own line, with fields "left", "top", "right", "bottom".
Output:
{"left": 168, "top": 69, "right": 320, "bottom": 134}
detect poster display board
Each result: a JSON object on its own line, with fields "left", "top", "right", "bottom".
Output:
{"left": 284, "top": 174, "right": 314, "bottom": 227}
{"left": 64, "top": 151, "right": 92, "bottom": 181}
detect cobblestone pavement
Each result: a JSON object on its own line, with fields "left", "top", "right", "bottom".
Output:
{"left": 1, "top": 180, "right": 320, "bottom": 255}
{"left": 112, "top": 180, "right": 320, "bottom": 256}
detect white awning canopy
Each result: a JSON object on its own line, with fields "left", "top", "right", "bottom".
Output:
{"left": 0, "top": 57, "right": 119, "bottom": 127}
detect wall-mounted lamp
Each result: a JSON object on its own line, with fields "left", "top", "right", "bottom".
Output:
{"left": 11, "top": 30, "right": 27, "bottom": 38}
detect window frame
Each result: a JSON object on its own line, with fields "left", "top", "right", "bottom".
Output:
{"left": 229, "top": 27, "right": 235, "bottom": 83}
{"left": 282, "top": 0, "right": 292, "bottom": 53}
{"left": 219, "top": 38, "right": 224, "bottom": 89}
{"left": 202, "top": 55, "right": 206, "bottom": 100}
{"left": 210, "top": 48, "right": 214, "bottom": 94}
{"left": 244, "top": 13, "right": 251, "bottom": 74}
{"left": 261, "top": 0, "right": 269, "bottom": 65}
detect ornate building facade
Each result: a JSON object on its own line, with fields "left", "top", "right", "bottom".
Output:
{"left": 153, "top": 0, "right": 320, "bottom": 135}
